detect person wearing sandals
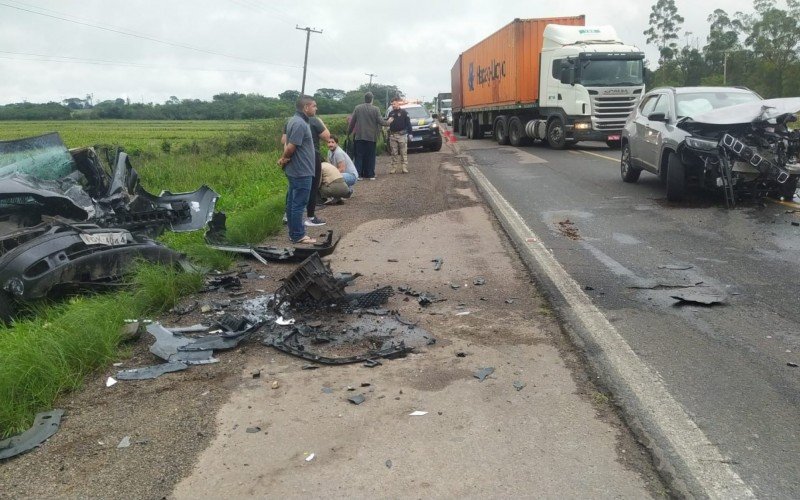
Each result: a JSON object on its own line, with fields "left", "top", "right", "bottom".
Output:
{"left": 278, "top": 96, "right": 318, "bottom": 245}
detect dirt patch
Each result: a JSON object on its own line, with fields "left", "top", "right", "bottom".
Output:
{"left": 557, "top": 219, "right": 581, "bottom": 240}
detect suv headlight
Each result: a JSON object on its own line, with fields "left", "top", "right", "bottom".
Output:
{"left": 430, "top": 122, "right": 439, "bottom": 129}
{"left": 685, "top": 136, "right": 718, "bottom": 151}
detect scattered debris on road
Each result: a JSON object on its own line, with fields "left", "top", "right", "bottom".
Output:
{"left": 513, "top": 381, "right": 526, "bottom": 391}
{"left": 432, "top": 256, "right": 443, "bottom": 271}
{"left": 557, "top": 219, "right": 580, "bottom": 240}
{"left": 0, "top": 409, "right": 64, "bottom": 460}
{"left": 474, "top": 367, "right": 495, "bottom": 381}
{"left": 408, "top": 411, "right": 428, "bottom": 416}
{"left": 670, "top": 290, "right": 727, "bottom": 306}
{"left": 348, "top": 394, "right": 365, "bottom": 405}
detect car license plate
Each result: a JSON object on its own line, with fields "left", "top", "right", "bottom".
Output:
{"left": 607, "top": 134, "right": 620, "bottom": 141}
{"left": 80, "top": 232, "right": 128, "bottom": 246}
{"left": 410, "top": 136, "right": 422, "bottom": 142}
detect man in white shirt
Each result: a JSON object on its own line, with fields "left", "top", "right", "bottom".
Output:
{"left": 327, "top": 135, "right": 358, "bottom": 192}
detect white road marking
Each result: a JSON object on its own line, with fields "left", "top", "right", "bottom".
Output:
{"left": 463, "top": 162, "right": 755, "bottom": 499}
{"left": 578, "top": 150, "right": 620, "bottom": 162}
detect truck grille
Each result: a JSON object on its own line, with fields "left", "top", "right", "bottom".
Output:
{"left": 591, "top": 95, "right": 639, "bottom": 131}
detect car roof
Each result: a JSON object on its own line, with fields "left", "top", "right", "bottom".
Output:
{"left": 649, "top": 86, "right": 757, "bottom": 95}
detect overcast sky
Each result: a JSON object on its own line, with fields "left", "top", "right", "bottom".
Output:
{"left": 0, "top": 0, "right": 757, "bottom": 106}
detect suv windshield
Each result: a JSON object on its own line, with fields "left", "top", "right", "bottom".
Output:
{"left": 578, "top": 59, "right": 644, "bottom": 87}
{"left": 675, "top": 91, "right": 761, "bottom": 118}
{"left": 404, "top": 106, "right": 429, "bottom": 119}
{"left": 440, "top": 99, "right": 452, "bottom": 107}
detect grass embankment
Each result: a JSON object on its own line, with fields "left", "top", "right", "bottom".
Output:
{"left": 0, "top": 116, "right": 350, "bottom": 436}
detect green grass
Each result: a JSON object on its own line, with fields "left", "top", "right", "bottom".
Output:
{"left": 0, "top": 117, "right": 331, "bottom": 437}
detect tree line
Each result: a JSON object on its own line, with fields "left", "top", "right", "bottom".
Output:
{"left": 0, "top": 83, "right": 403, "bottom": 121}
{"left": 644, "top": 0, "right": 800, "bottom": 97}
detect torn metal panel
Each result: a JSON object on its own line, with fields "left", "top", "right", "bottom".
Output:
{"left": 0, "top": 409, "right": 64, "bottom": 460}
{"left": 264, "top": 332, "right": 410, "bottom": 365}
{"left": 671, "top": 290, "right": 727, "bottom": 306}
{"left": 146, "top": 323, "right": 218, "bottom": 365}
{"left": 116, "top": 362, "right": 188, "bottom": 380}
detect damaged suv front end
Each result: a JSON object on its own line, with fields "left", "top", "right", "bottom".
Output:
{"left": 0, "top": 133, "right": 219, "bottom": 323}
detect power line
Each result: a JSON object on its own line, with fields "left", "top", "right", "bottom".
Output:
{"left": 0, "top": 50, "right": 258, "bottom": 73}
{"left": 0, "top": 1, "right": 301, "bottom": 69}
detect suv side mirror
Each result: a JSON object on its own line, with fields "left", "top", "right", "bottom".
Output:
{"left": 560, "top": 67, "right": 575, "bottom": 85}
{"left": 648, "top": 112, "right": 667, "bottom": 122}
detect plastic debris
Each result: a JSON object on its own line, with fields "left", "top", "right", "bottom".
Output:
{"left": 385, "top": 459, "right": 393, "bottom": 469}
{"left": 473, "top": 367, "right": 494, "bottom": 381}
{"left": 0, "top": 409, "right": 64, "bottom": 460}
{"left": 246, "top": 427, "right": 261, "bottom": 433}
{"left": 117, "top": 436, "right": 131, "bottom": 449}
{"left": 432, "top": 257, "right": 443, "bottom": 271}
{"left": 455, "top": 311, "right": 470, "bottom": 316}
{"left": 322, "top": 387, "right": 334, "bottom": 394}
{"left": 276, "top": 316, "right": 296, "bottom": 326}
{"left": 106, "top": 377, "right": 118, "bottom": 387}
{"left": 513, "top": 381, "right": 526, "bottom": 391}
{"left": 409, "top": 411, "right": 428, "bottom": 416}
{"left": 305, "top": 453, "right": 315, "bottom": 462}
{"left": 348, "top": 394, "right": 365, "bottom": 405}
{"left": 671, "top": 290, "right": 726, "bottom": 306}
{"left": 473, "top": 277, "right": 486, "bottom": 286}
{"left": 116, "top": 362, "right": 188, "bottom": 381}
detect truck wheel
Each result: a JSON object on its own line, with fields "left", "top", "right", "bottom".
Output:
{"left": 494, "top": 117, "right": 509, "bottom": 145}
{"left": 508, "top": 117, "right": 525, "bottom": 146}
{"left": 547, "top": 117, "right": 567, "bottom": 149}
{"left": 606, "top": 140, "right": 621, "bottom": 149}
{"left": 620, "top": 143, "right": 641, "bottom": 183}
{"left": 471, "top": 119, "right": 482, "bottom": 139}
{"left": 457, "top": 116, "right": 466, "bottom": 137}
{"left": 665, "top": 152, "right": 686, "bottom": 202}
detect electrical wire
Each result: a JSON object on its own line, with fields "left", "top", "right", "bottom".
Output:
{"left": 0, "top": 0, "right": 301, "bottom": 69}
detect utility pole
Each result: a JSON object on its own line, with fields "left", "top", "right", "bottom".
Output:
{"left": 365, "top": 73, "right": 377, "bottom": 89}
{"left": 296, "top": 25, "right": 322, "bottom": 96}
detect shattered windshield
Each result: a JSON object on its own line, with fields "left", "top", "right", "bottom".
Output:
{"left": 0, "top": 133, "right": 75, "bottom": 180}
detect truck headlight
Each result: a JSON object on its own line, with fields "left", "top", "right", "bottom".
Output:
{"left": 574, "top": 122, "right": 591, "bottom": 130}
{"left": 685, "top": 136, "right": 718, "bottom": 151}
{"left": 431, "top": 122, "right": 439, "bottom": 129}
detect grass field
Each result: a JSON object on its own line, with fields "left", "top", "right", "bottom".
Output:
{"left": 0, "top": 117, "right": 349, "bottom": 437}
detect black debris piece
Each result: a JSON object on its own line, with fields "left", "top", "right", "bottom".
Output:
{"left": 385, "top": 459, "right": 393, "bottom": 469}
{"left": 393, "top": 315, "right": 419, "bottom": 327}
{"left": 363, "top": 359, "right": 382, "bottom": 368}
{"left": 792, "top": 222, "right": 800, "bottom": 227}
{"left": 387, "top": 258, "right": 399, "bottom": 263}
{"left": 251, "top": 369, "right": 262, "bottom": 378}
{"left": 658, "top": 264, "right": 694, "bottom": 270}
{"left": 473, "top": 367, "right": 495, "bottom": 382}
{"left": 360, "top": 382, "right": 371, "bottom": 387}
{"left": 116, "top": 362, "right": 189, "bottom": 381}
{"left": 301, "top": 364, "right": 319, "bottom": 370}
{"left": 147, "top": 323, "right": 218, "bottom": 365}
{"left": 215, "top": 314, "right": 250, "bottom": 335}
{"left": 172, "top": 300, "right": 198, "bottom": 315}
{"left": 456, "top": 352, "right": 466, "bottom": 358}
{"left": 432, "top": 257, "right": 443, "bottom": 271}
{"left": 0, "top": 409, "right": 64, "bottom": 460}
{"left": 203, "top": 274, "right": 242, "bottom": 293}
{"left": 473, "top": 277, "right": 486, "bottom": 286}
{"left": 584, "top": 286, "right": 594, "bottom": 291}
{"left": 357, "top": 308, "right": 390, "bottom": 316}
{"left": 788, "top": 362, "right": 798, "bottom": 368}
{"left": 513, "top": 381, "right": 526, "bottom": 391}
{"left": 348, "top": 394, "right": 365, "bottom": 405}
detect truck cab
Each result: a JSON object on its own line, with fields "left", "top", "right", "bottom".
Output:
{"left": 539, "top": 25, "right": 645, "bottom": 148}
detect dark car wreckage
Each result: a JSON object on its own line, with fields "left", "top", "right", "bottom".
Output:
{"left": 0, "top": 133, "right": 219, "bottom": 323}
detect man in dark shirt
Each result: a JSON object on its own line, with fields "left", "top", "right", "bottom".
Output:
{"left": 278, "top": 96, "right": 317, "bottom": 244}
{"left": 347, "top": 92, "right": 388, "bottom": 180}
{"left": 282, "top": 115, "right": 329, "bottom": 227}
{"left": 386, "top": 96, "right": 413, "bottom": 174}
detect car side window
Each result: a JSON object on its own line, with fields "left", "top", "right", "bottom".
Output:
{"left": 651, "top": 95, "right": 669, "bottom": 117}
{"left": 639, "top": 95, "right": 659, "bottom": 117}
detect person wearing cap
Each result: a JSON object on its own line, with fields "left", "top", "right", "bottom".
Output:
{"left": 347, "top": 91, "right": 388, "bottom": 180}
{"left": 386, "top": 96, "right": 413, "bottom": 174}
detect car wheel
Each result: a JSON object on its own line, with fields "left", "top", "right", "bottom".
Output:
{"left": 0, "top": 290, "right": 16, "bottom": 326}
{"left": 620, "top": 143, "right": 641, "bottom": 183}
{"left": 547, "top": 117, "right": 567, "bottom": 149}
{"left": 495, "top": 116, "right": 509, "bottom": 145}
{"left": 508, "top": 117, "right": 525, "bottom": 146}
{"left": 665, "top": 151, "right": 687, "bottom": 201}
{"left": 429, "top": 139, "right": 443, "bottom": 152}
{"left": 606, "top": 140, "right": 621, "bottom": 149}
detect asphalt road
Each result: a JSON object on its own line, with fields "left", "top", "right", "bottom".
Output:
{"left": 460, "top": 137, "right": 800, "bottom": 498}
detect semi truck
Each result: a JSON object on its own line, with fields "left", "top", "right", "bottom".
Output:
{"left": 435, "top": 92, "right": 452, "bottom": 123}
{"left": 450, "top": 16, "right": 645, "bottom": 149}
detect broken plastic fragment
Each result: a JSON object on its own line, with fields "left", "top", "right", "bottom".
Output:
{"left": 305, "top": 453, "right": 315, "bottom": 462}
{"left": 106, "top": 377, "right": 118, "bottom": 387}
{"left": 473, "top": 367, "right": 495, "bottom": 382}
{"left": 409, "top": 411, "right": 428, "bottom": 416}
{"left": 276, "top": 316, "right": 295, "bottom": 326}
{"left": 513, "top": 381, "right": 526, "bottom": 391}
{"left": 473, "top": 277, "right": 486, "bottom": 286}
{"left": 116, "top": 362, "right": 188, "bottom": 381}
{"left": 0, "top": 409, "right": 64, "bottom": 460}
{"left": 348, "top": 394, "right": 365, "bottom": 405}
{"left": 455, "top": 311, "right": 470, "bottom": 316}
{"left": 117, "top": 436, "right": 131, "bottom": 449}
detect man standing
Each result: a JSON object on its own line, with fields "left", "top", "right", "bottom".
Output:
{"left": 347, "top": 92, "right": 387, "bottom": 180}
{"left": 278, "top": 96, "right": 317, "bottom": 244}
{"left": 386, "top": 97, "right": 413, "bottom": 174}
{"left": 327, "top": 135, "right": 358, "bottom": 192}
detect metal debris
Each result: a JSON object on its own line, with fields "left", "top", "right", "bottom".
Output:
{"left": 409, "top": 411, "right": 427, "bottom": 416}
{"left": 473, "top": 367, "right": 495, "bottom": 381}
{"left": 0, "top": 409, "right": 64, "bottom": 460}
{"left": 116, "top": 362, "right": 188, "bottom": 381}
{"left": 432, "top": 257, "right": 443, "bottom": 271}
{"left": 670, "top": 290, "right": 727, "bottom": 306}
{"left": 473, "top": 277, "right": 486, "bottom": 286}
{"left": 658, "top": 264, "right": 694, "bottom": 270}
{"left": 513, "top": 381, "right": 526, "bottom": 391}
{"left": 117, "top": 436, "right": 131, "bottom": 449}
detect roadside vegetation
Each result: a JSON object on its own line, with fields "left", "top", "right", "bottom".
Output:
{"left": 0, "top": 115, "right": 350, "bottom": 436}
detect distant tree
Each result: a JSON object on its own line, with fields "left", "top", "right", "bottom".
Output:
{"left": 279, "top": 90, "right": 301, "bottom": 102}
{"left": 742, "top": 0, "right": 799, "bottom": 95}
{"left": 643, "top": 0, "right": 685, "bottom": 64}
{"left": 703, "top": 9, "right": 743, "bottom": 75}
{"left": 314, "top": 88, "right": 345, "bottom": 100}
{"left": 62, "top": 97, "right": 85, "bottom": 110}
{"left": 166, "top": 96, "right": 180, "bottom": 105}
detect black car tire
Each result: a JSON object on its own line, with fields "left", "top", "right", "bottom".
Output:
{"left": 620, "top": 143, "right": 641, "bottom": 183}
{"left": 776, "top": 175, "right": 799, "bottom": 200}
{"left": 427, "top": 140, "right": 443, "bottom": 152}
{"left": 495, "top": 116, "right": 509, "bottom": 145}
{"left": 0, "top": 290, "right": 16, "bottom": 325}
{"left": 547, "top": 117, "right": 567, "bottom": 149}
{"left": 508, "top": 117, "right": 526, "bottom": 146}
{"left": 666, "top": 152, "right": 687, "bottom": 201}
{"left": 606, "top": 140, "right": 621, "bottom": 149}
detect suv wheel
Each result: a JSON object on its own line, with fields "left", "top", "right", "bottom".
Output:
{"left": 547, "top": 117, "right": 567, "bottom": 149}
{"left": 508, "top": 117, "right": 525, "bottom": 146}
{"left": 620, "top": 143, "right": 641, "bottom": 183}
{"left": 0, "top": 290, "right": 16, "bottom": 326}
{"left": 665, "top": 152, "right": 687, "bottom": 201}
{"left": 495, "top": 117, "right": 509, "bottom": 145}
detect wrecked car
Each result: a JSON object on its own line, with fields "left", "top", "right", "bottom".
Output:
{"left": 0, "top": 132, "right": 218, "bottom": 323}
{"left": 621, "top": 87, "right": 800, "bottom": 206}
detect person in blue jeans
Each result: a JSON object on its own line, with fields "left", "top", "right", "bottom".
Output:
{"left": 278, "top": 96, "right": 318, "bottom": 244}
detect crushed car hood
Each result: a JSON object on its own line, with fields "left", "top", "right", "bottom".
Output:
{"left": 680, "top": 97, "right": 800, "bottom": 127}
